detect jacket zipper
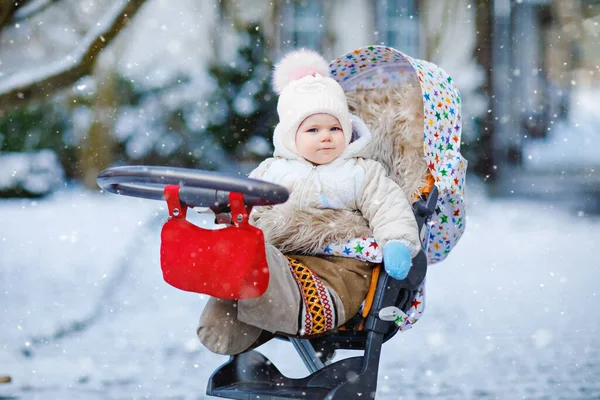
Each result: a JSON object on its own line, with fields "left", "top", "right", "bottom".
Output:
{"left": 300, "top": 165, "right": 317, "bottom": 208}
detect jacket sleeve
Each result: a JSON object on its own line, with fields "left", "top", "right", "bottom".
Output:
{"left": 247, "top": 158, "right": 276, "bottom": 227}
{"left": 355, "top": 158, "right": 421, "bottom": 257}
{"left": 248, "top": 158, "right": 276, "bottom": 180}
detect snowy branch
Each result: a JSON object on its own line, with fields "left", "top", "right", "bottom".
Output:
{"left": 0, "top": 1, "right": 21, "bottom": 30}
{"left": 0, "top": 0, "right": 148, "bottom": 115}
{"left": 12, "top": 0, "right": 58, "bottom": 22}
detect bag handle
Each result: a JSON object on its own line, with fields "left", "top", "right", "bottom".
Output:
{"left": 164, "top": 184, "right": 187, "bottom": 219}
{"left": 229, "top": 192, "right": 251, "bottom": 226}
{"left": 164, "top": 185, "right": 250, "bottom": 226}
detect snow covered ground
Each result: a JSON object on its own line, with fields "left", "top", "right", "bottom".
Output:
{"left": 1, "top": 180, "right": 599, "bottom": 399}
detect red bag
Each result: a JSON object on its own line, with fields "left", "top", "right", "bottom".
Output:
{"left": 160, "top": 185, "right": 269, "bottom": 299}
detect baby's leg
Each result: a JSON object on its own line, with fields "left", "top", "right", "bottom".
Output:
{"left": 197, "top": 244, "right": 368, "bottom": 353}
{"left": 196, "top": 298, "right": 262, "bottom": 355}
{"left": 237, "top": 244, "right": 347, "bottom": 336}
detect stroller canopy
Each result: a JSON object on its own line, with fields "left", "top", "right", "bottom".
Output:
{"left": 329, "top": 46, "right": 467, "bottom": 264}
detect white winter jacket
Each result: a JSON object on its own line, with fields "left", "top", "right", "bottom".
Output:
{"left": 249, "top": 115, "right": 420, "bottom": 258}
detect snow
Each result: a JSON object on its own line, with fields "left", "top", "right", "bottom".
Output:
{"left": 0, "top": 179, "right": 598, "bottom": 399}
{"left": 0, "top": 150, "right": 64, "bottom": 194}
{"left": 523, "top": 86, "right": 600, "bottom": 170}
{"left": 12, "top": 0, "right": 55, "bottom": 21}
{"left": 116, "top": 0, "right": 217, "bottom": 91}
{"left": 0, "top": 1, "right": 131, "bottom": 95}
{"left": 244, "top": 135, "right": 273, "bottom": 157}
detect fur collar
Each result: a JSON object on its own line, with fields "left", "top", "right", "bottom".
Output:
{"left": 250, "top": 206, "right": 372, "bottom": 255}
{"left": 347, "top": 83, "right": 428, "bottom": 201}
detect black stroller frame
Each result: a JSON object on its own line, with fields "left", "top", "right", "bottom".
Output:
{"left": 97, "top": 165, "right": 438, "bottom": 400}
{"left": 206, "top": 190, "right": 437, "bottom": 400}
{"left": 98, "top": 43, "right": 467, "bottom": 399}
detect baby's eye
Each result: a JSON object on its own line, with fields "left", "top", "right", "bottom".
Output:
{"left": 307, "top": 128, "right": 318, "bottom": 133}
{"left": 331, "top": 127, "right": 341, "bottom": 131}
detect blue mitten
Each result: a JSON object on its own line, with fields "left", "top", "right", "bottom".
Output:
{"left": 383, "top": 242, "right": 413, "bottom": 280}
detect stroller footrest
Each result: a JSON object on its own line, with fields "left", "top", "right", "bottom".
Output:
{"left": 207, "top": 350, "right": 374, "bottom": 400}
{"left": 209, "top": 383, "right": 331, "bottom": 400}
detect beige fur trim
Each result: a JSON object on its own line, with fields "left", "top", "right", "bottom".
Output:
{"left": 251, "top": 81, "right": 429, "bottom": 254}
{"left": 250, "top": 204, "right": 371, "bottom": 255}
{"left": 346, "top": 82, "right": 429, "bottom": 203}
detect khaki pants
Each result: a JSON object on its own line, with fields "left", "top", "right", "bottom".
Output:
{"left": 197, "top": 243, "right": 376, "bottom": 355}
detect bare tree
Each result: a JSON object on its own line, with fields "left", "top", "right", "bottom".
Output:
{"left": 0, "top": 1, "right": 23, "bottom": 31}
{"left": 474, "top": 0, "right": 495, "bottom": 179}
{"left": 9, "top": 0, "right": 60, "bottom": 25}
{"left": 79, "top": 57, "right": 119, "bottom": 189}
{"left": 0, "top": 0, "right": 148, "bottom": 116}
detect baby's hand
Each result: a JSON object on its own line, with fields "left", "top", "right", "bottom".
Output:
{"left": 383, "top": 242, "right": 413, "bottom": 280}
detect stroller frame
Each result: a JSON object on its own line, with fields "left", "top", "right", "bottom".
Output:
{"left": 206, "top": 186, "right": 437, "bottom": 400}
{"left": 98, "top": 44, "right": 465, "bottom": 400}
{"left": 98, "top": 163, "right": 437, "bottom": 399}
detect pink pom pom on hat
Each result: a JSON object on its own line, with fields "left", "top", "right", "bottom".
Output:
{"left": 271, "top": 49, "right": 353, "bottom": 160}
{"left": 272, "top": 49, "right": 331, "bottom": 94}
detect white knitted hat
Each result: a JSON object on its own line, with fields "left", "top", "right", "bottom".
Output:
{"left": 271, "top": 49, "right": 352, "bottom": 158}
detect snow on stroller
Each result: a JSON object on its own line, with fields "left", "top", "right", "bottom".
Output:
{"left": 98, "top": 45, "right": 467, "bottom": 399}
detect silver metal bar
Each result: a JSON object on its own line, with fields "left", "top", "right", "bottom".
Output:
{"left": 96, "top": 165, "right": 289, "bottom": 208}
{"left": 289, "top": 338, "right": 325, "bottom": 374}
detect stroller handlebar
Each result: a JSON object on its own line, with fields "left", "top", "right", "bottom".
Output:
{"left": 96, "top": 166, "right": 290, "bottom": 210}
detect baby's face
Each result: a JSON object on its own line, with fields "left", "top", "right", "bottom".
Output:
{"left": 295, "top": 114, "right": 346, "bottom": 165}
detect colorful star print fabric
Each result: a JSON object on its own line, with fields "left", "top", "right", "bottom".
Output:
{"left": 317, "top": 237, "right": 426, "bottom": 328}
{"left": 329, "top": 46, "right": 467, "bottom": 265}
{"left": 395, "top": 280, "right": 426, "bottom": 330}
{"left": 318, "top": 237, "right": 383, "bottom": 262}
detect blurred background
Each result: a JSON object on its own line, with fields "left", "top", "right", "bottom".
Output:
{"left": 1, "top": 1, "right": 599, "bottom": 399}
{"left": 0, "top": 0, "right": 598, "bottom": 208}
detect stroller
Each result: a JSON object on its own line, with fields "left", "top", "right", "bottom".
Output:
{"left": 98, "top": 46, "right": 467, "bottom": 399}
